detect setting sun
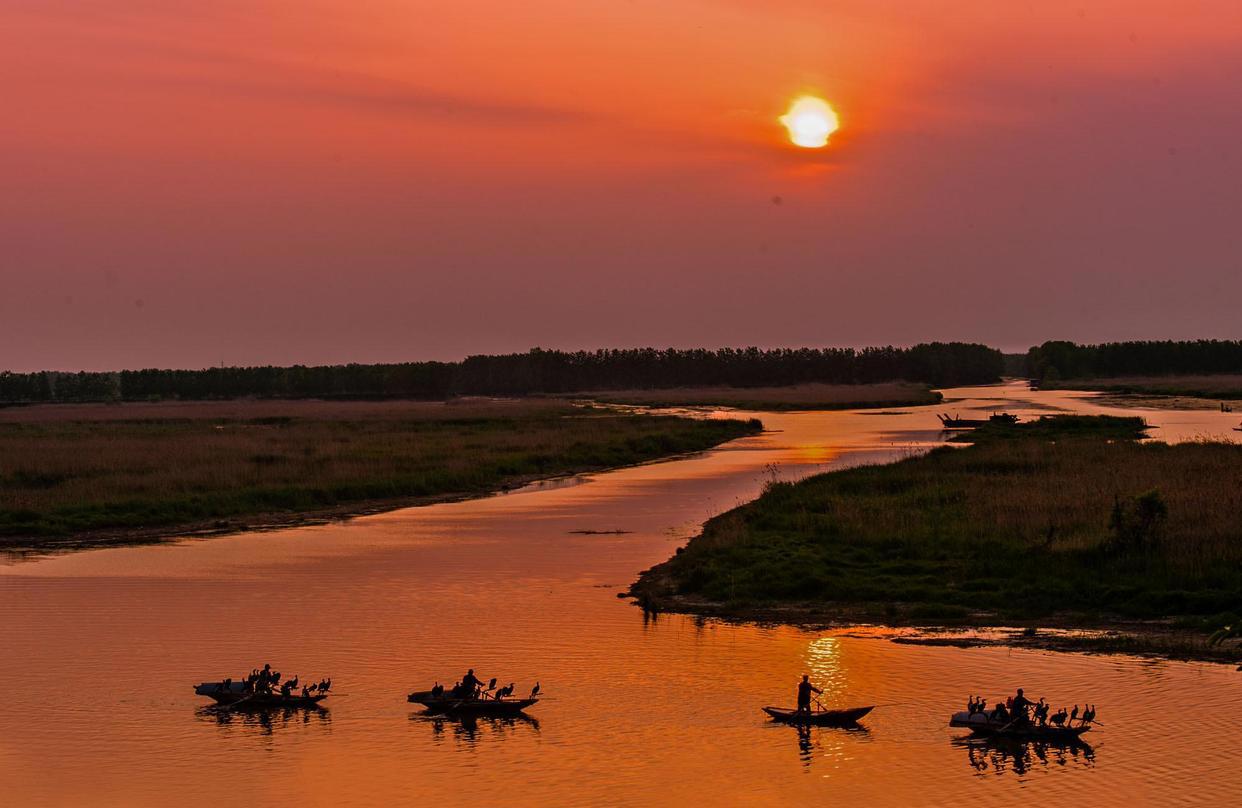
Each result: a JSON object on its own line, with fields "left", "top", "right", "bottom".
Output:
{"left": 779, "top": 96, "right": 839, "bottom": 148}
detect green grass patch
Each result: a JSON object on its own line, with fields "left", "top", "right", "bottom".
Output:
{"left": 640, "top": 415, "right": 1242, "bottom": 623}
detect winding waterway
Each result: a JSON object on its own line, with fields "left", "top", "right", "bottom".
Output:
{"left": 3, "top": 382, "right": 1240, "bottom": 806}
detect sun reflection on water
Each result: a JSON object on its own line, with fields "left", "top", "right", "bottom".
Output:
{"left": 804, "top": 636, "right": 847, "bottom": 698}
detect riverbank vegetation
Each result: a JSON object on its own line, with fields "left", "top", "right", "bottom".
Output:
{"left": 632, "top": 416, "right": 1242, "bottom": 635}
{"left": 0, "top": 343, "right": 1002, "bottom": 403}
{"left": 581, "top": 382, "right": 940, "bottom": 411}
{"left": 1045, "top": 374, "right": 1242, "bottom": 402}
{"left": 0, "top": 399, "right": 760, "bottom": 548}
{"left": 1026, "top": 340, "right": 1242, "bottom": 390}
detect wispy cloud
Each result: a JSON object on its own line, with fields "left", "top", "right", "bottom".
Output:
{"left": 157, "top": 53, "right": 591, "bottom": 125}
{"left": 5, "top": 6, "right": 589, "bottom": 126}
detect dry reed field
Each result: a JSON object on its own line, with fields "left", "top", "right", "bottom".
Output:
{"left": 0, "top": 398, "right": 759, "bottom": 544}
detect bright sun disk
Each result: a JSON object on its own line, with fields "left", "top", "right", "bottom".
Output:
{"left": 780, "top": 96, "right": 839, "bottom": 148}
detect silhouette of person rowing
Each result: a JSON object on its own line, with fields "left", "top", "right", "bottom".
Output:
{"left": 796, "top": 675, "right": 822, "bottom": 715}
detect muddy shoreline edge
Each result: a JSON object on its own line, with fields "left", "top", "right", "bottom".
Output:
{"left": 625, "top": 570, "right": 1242, "bottom": 666}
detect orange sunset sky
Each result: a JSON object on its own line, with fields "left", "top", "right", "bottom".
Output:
{"left": 3, "top": 1, "right": 1241, "bottom": 371}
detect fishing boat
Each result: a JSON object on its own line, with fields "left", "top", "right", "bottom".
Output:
{"left": 937, "top": 412, "right": 1019, "bottom": 429}
{"left": 194, "top": 681, "right": 328, "bottom": 709}
{"left": 938, "top": 413, "right": 987, "bottom": 429}
{"left": 949, "top": 710, "right": 1090, "bottom": 742}
{"left": 762, "top": 705, "right": 874, "bottom": 726}
{"left": 408, "top": 690, "right": 538, "bottom": 716}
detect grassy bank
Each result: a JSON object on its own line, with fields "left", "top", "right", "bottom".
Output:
{"left": 0, "top": 399, "right": 760, "bottom": 548}
{"left": 581, "top": 382, "right": 941, "bottom": 411}
{"left": 1044, "top": 374, "right": 1242, "bottom": 401}
{"left": 632, "top": 416, "right": 1242, "bottom": 648}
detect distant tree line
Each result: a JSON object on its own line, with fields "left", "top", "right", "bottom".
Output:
{"left": 0, "top": 343, "right": 1003, "bottom": 403}
{"left": 1026, "top": 340, "right": 1242, "bottom": 382}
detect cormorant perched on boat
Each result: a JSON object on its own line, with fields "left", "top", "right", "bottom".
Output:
{"left": 530, "top": 682, "right": 541, "bottom": 698}
{"left": 1069, "top": 705, "right": 1079, "bottom": 725}
{"left": 1049, "top": 707, "right": 1068, "bottom": 727}
{"left": 1081, "top": 705, "right": 1096, "bottom": 724}
{"left": 1034, "top": 699, "right": 1049, "bottom": 726}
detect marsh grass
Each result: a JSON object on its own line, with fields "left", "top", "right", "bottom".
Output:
{"left": 0, "top": 399, "right": 759, "bottom": 540}
{"left": 1048, "top": 374, "right": 1242, "bottom": 400}
{"left": 645, "top": 416, "right": 1242, "bottom": 622}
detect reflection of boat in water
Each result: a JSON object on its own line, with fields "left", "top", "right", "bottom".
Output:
{"left": 938, "top": 412, "right": 1019, "bottom": 429}
{"left": 408, "top": 690, "right": 538, "bottom": 716}
{"left": 421, "top": 711, "right": 540, "bottom": 732}
{"left": 194, "top": 682, "right": 328, "bottom": 710}
{"left": 955, "top": 734, "right": 1094, "bottom": 776}
{"left": 950, "top": 710, "right": 1091, "bottom": 742}
{"left": 762, "top": 705, "right": 874, "bottom": 726}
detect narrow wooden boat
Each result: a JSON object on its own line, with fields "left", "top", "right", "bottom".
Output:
{"left": 949, "top": 711, "right": 1090, "bottom": 742}
{"left": 408, "top": 690, "right": 537, "bottom": 716}
{"left": 762, "top": 705, "right": 874, "bottom": 726}
{"left": 938, "top": 413, "right": 1019, "bottom": 429}
{"left": 195, "top": 682, "right": 327, "bottom": 709}
{"left": 938, "top": 414, "right": 987, "bottom": 429}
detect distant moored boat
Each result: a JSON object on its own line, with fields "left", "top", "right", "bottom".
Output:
{"left": 938, "top": 412, "right": 1019, "bottom": 429}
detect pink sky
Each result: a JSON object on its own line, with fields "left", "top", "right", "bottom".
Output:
{"left": 3, "top": 1, "right": 1241, "bottom": 371}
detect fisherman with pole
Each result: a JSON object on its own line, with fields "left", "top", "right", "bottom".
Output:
{"left": 796, "top": 674, "right": 822, "bottom": 716}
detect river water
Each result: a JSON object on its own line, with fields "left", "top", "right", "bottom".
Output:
{"left": 2, "top": 382, "right": 1240, "bottom": 807}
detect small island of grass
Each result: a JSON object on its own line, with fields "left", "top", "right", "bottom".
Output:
{"left": 631, "top": 415, "right": 1242, "bottom": 658}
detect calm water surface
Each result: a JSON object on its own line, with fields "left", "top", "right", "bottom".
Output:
{"left": 3, "top": 382, "right": 1240, "bottom": 806}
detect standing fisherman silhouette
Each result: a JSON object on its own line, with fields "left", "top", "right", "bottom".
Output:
{"left": 796, "top": 674, "right": 822, "bottom": 715}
